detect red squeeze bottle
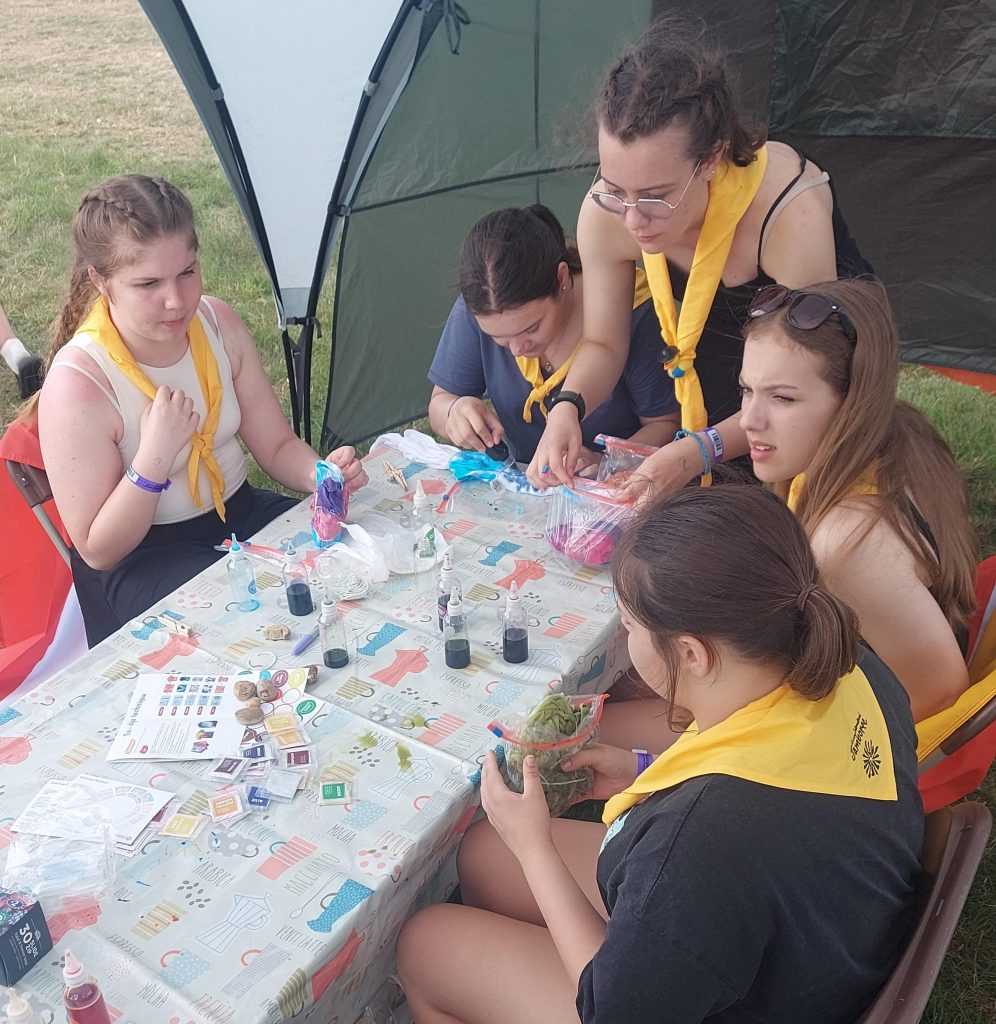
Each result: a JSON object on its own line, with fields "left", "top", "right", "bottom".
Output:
{"left": 62, "top": 948, "right": 112, "bottom": 1024}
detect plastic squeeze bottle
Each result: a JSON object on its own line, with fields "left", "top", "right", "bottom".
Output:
{"left": 502, "top": 581, "right": 529, "bottom": 663}
{"left": 444, "top": 579, "right": 471, "bottom": 669}
{"left": 318, "top": 596, "right": 349, "bottom": 669}
{"left": 62, "top": 949, "right": 111, "bottom": 1024}
{"left": 411, "top": 480, "right": 437, "bottom": 587}
{"left": 227, "top": 534, "right": 260, "bottom": 612}
{"left": 283, "top": 543, "right": 314, "bottom": 616}
{"left": 436, "top": 550, "right": 455, "bottom": 631}
{"left": 4, "top": 987, "right": 46, "bottom": 1024}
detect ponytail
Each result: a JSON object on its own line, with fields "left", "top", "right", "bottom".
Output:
{"left": 613, "top": 486, "right": 859, "bottom": 706}
{"left": 788, "top": 584, "right": 859, "bottom": 700}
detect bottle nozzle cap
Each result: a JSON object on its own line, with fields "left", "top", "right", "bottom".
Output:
{"left": 285, "top": 542, "right": 301, "bottom": 562}
{"left": 414, "top": 479, "right": 428, "bottom": 506}
{"left": 230, "top": 533, "right": 241, "bottom": 553}
{"left": 5, "top": 989, "right": 29, "bottom": 1015}
{"left": 63, "top": 948, "right": 83, "bottom": 984}
{"left": 508, "top": 581, "right": 520, "bottom": 602}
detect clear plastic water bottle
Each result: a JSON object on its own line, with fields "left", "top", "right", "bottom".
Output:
{"left": 227, "top": 534, "right": 260, "bottom": 612}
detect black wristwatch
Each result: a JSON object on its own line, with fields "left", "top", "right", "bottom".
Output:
{"left": 548, "top": 389, "right": 586, "bottom": 421}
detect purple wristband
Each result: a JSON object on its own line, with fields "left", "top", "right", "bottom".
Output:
{"left": 126, "top": 465, "right": 171, "bottom": 493}
{"left": 633, "top": 749, "right": 654, "bottom": 775}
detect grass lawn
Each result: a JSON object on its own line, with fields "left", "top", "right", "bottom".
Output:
{"left": 1, "top": 2, "right": 993, "bottom": 1019}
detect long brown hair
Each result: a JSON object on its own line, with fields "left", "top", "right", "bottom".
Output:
{"left": 744, "top": 278, "right": 977, "bottom": 634}
{"left": 459, "top": 204, "right": 582, "bottom": 317}
{"left": 614, "top": 486, "right": 860, "bottom": 721}
{"left": 18, "top": 174, "right": 197, "bottom": 421}
{"left": 595, "top": 15, "right": 763, "bottom": 166}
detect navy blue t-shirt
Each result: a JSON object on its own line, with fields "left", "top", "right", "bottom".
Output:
{"left": 428, "top": 295, "right": 679, "bottom": 462}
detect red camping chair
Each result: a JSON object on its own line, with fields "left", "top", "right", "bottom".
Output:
{"left": 917, "top": 556, "right": 996, "bottom": 812}
{"left": 857, "top": 801, "right": 992, "bottom": 1023}
{"left": 0, "top": 415, "right": 74, "bottom": 699}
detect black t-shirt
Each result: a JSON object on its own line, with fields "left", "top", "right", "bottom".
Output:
{"left": 577, "top": 648, "right": 923, "bottom": 1024}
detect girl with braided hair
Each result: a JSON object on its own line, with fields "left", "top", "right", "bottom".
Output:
{"left": 527, "top": 15, "right": 871, "bottom": 493}
{"left": 397, "top": 486, "right": 923, "bottom": 1023}
{"left": 31, "top": 174, "right": 367, "bottom": 646}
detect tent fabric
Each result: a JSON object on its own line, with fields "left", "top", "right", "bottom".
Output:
{"left": 139, "top": 1, "right": 996, "bottom": 450}
{"left": 0, "top": 419, "right": 72, "bottom": 698}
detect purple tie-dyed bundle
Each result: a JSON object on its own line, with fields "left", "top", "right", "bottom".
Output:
{"left": 312, "top": 461, "right": 348, "bottom": 548}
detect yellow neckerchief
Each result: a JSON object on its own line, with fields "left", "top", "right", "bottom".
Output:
{"left": 643, "top": 148, "right": 768, "bottom": 479}
{"left": 787, "top": 468, "right": 879, "bottom": 514}
{"left": 603, "top": 662, "right": 897, "bottom": 827}
{"left": 78, "top": 295, "right": 227, "bottom": 520}
{"left": 516, "top": 269, "right": 653, "bottom": 423}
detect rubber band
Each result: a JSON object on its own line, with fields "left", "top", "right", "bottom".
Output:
{"left": 247, "top": 651, "right": 278, "bottom": 670}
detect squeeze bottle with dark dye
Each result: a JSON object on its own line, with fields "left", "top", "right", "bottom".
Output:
{"left": 62, "top": 948, "right": 111, "bottom": 1024}
{"left": 502, "top": 581, "right": 529, "bottom": 663}
{"left": 318, "top": 596, "right": 349, "bottom": 669}
{"left": 443, "top": 579, "right": 471, "bottom": 669}
{"left": 283, "top": 543, "right": 314, "bottom": 616}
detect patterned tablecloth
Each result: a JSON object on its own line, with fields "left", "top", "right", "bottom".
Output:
{"left": 0, "top": 446, "right": 628, "bottom": 1024}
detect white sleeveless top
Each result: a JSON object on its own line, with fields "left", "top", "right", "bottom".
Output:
{"left": 57, "top": 298, "right": 247, "bottom": 524}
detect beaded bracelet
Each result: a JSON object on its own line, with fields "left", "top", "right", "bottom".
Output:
{"left": 701, "top": 426, "right": 724, "bottom": 463}
{"left": 674, "top": 429, "right": 712, "bottom": 477}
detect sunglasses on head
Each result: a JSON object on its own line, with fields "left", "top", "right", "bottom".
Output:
{"left": 747, "top": 285, "right": 857, "bottom": 344}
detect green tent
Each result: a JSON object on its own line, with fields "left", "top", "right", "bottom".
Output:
{"left": 140, "top": 0, "right": 995, "bottom": 449}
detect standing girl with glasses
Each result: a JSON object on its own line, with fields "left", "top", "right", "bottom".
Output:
{"left": 397, "top": 486, "right": 924, "bottom": 1023}
{"left": 527, "top": 15, "right": 871, "bottom": 493}
{"left": 28, "top": 174, "right": 368, "bottom": 647}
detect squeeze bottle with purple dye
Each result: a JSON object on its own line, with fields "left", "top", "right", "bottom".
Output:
{"left": 444, "top": 579, "right": 471, "bottom": 669}
{"left": 318, "top": 596, "right": 349, "bottom": 669}
{"left": 502, "top": 580, "right": 529, "bottom": 663}
{"left": 62, "top": 948, "right": 111, "bottom": 1024}
{"left": 283, "top": 543, "right": 314, "bottom": 616}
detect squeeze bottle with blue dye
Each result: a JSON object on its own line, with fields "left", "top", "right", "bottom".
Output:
{"left": 437, "top": 550, "right": 455, "bottom": 631}
{"left": 318, "top": 596, "right": 349, "bottom": 669}
{"left": 444, "top": 579, "right": 471, "bottom": 669}
{"left": 502, "top": 581, "right": 529, "bottom": 663}
{"left": 282, "top": 543, "right": 314, "bottom": 616}
{"left": 412, "top": 480, "right": 437, "bottom": 587}
{"left": 227, "top": 534, "right": 260, "bottom": 612}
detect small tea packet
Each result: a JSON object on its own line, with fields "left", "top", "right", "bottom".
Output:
{"left": 282, "top": 744, "right": 316, "bottom": 770}
{"left": 265, "top": 712, "right": 299, "bottom": 734}
{"left": 245, "top": 785, "right": 272, "bottom": 810}
{"left": 207, "top": 785, "right": 248, "bottom": 823}
{"left": 271, "top": 727, "right": 308, "bottom": 749}
{"left": 160, "top": 812, "right": 207, "bottom": 838}
{"left": 208, "top": 756, "right": 246, "bottom": 780}
{"left": 263, "top": 767, "right": 307, "bottom": 803}
{"left": 239, "top": 739, "right": 273, "bottom": 764}
{"left": 318, "top": 780, "right": 352, "bottom": 806}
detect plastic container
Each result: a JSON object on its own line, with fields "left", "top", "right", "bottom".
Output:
{"left": 545, "top": 479, "right": 636, "bottom": 566}
{"left": 227, "top": 534, "right": 260, "bottom": 612}
{"left": 4, "top": 987, "right": 48, "bottom": 1024}
{"left": 490, "top": 693, "right": 608, "bottom": 816}
{"left": 282, "top": 543, "right": 314, "bottom": 616}
{"left": 318, "top": 597, "right": 349, "bottom": 669}
{"left": 62, "top": 949, "right": 111, "bottom": 1024}
{"left": 443, "top": 580, "right": 470, "bottom": 669}
{"left": 593, "top": 433, "right": 659, "bottom": 483}
{"left": 436, "top": 550, "right": 456, "bottom": 632}
{"left": 502, "top": 581, "right": 529, "bottom": 664}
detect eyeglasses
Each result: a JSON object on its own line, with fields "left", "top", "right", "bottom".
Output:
{"left": 747, "top": 285, "right": 857, "bottom": 343}
{"left": 588, "top": 162, "right": 701, "bottom": 220}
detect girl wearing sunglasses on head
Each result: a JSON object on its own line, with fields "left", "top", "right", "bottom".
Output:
{"left": 397, "top": 486, "right": 923, "bottom": 1024}
{"left": 601, "top": 278, "right": 976, "bottom": 754}
{"left": 527, "top": 15, "right": 871, "bottom": 493}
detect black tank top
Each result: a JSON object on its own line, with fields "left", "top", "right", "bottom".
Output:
{"left": 665, "top": 147, "right": 873, "bottom": 425}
